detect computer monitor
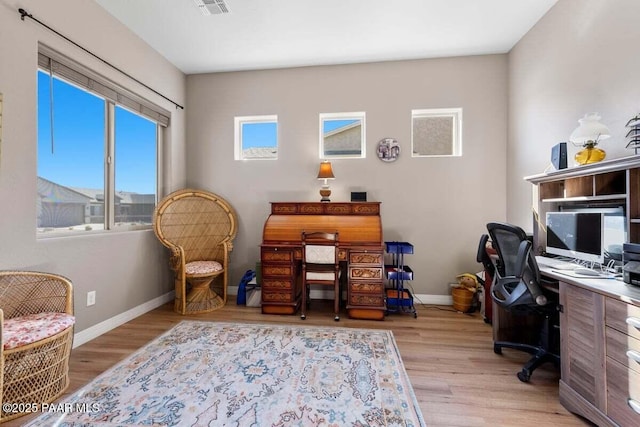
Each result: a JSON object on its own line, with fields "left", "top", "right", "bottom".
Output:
{"left": 561, "top": 206, "right": 627, "bottom": 260}
{"left": 545, "top": 211, "right": 604, "bottom": 264}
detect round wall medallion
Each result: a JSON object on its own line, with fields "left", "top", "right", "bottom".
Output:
{"left": 376, "top": 138, "right": 400, "bottom": 162}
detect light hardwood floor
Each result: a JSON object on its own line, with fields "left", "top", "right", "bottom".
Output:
{"left": 11, "top": 301, "right": 592, "bottom": 426}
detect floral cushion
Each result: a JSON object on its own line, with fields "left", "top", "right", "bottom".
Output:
{"left": 3, "top": 312, "right": 75, "bottom": 350}
{"left": 185, "top": 260, "right": 223, "bottom": 275}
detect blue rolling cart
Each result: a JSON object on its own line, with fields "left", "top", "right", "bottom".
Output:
{"left": 385, "top": 241, "right": 417, "bottom": 318}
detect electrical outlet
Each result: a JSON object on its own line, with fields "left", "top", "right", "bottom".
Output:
{"left": 87, "top": 290, "right": 96, "bottom": 306}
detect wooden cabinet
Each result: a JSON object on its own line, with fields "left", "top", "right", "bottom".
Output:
{"left": 556, "top": 279, "right": 640, "bottom": 427}
{"left": 528, "top": 156, "right": 640, "bottom": 425}
{"left": 260, "top": 246, "right": 300, "bottom": 315}
{"left": 558, "top": 282, "right": 607, "bottom": 422}
{"left": 346, "top": 249, "right": 385, "bottom": 320}
{"left": 605, "top": 298, "right": 640, "bottom": 426}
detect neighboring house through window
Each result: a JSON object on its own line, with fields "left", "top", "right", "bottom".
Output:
{"left": 411, "top": 108, "right": 462, "bottom": 157}
{"left": 37, "top": 46, "right": 167, "bottom": 236}
{"left": 319, "top": 112, "right": 366, "bottom": 159}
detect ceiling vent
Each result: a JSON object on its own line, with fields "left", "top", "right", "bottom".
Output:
{"left": 193, "top": 0, "right": 230, "bottom": 16}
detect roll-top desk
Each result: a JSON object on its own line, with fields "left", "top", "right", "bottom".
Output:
{"left": 260, "top": 202, "right": 385, "bottom": 320}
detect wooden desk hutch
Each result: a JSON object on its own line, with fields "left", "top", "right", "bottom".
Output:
{"left": 260, "top": 202, "right": 386, "bottom": 320}
{"left": 525, "top": 155, "right": 640, "bottom": 426}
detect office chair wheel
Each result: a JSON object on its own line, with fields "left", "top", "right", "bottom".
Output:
{"left": 334, "top": 315, "right": 340, "bottom": 321}
{"left": 517, "top": 369, "right": 531, "bottom": 383}
{"left": 494, "top": 343, "right": 502, "bottom": 355}
{"left": 301, "top": 314, "right": 306, "bottom": 320}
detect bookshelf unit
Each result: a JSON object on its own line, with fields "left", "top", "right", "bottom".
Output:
{"left": 525, "top": 155, "right": 640, "bottom": 253}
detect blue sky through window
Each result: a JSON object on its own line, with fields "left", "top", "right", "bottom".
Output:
{"left": 242, "top": 121, "right": 276, "bottom": 148}
{"left": 324, "top": 119, "right": 357, "bottom": 134}
{"left": 238, "top": 118, "right": 358, "bottom": 151}
{"left": 37, "top": 71, "right": 156, "bottom": 194}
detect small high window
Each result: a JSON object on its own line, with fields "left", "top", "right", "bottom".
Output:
{"left": 234, "top": 115, "right": 278, "bottom": 160}
{"left": 411, "top": 108, "right": 462, "bottom": 157}
{"left": 319, "top": 112, "right": 366, "bottom": 159}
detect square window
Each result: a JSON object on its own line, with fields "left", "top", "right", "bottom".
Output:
{"left": 320, "top": 112, "right": 366, "bottom": 159}
{"left": 411, "top": 108, "right": 462, "bottom": 157}
{"left": 234, "top": 115, "right": 278, "bottom": 160}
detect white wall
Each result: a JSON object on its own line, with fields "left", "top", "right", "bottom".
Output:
{"left": 10, "top": 0, "right": 611, "bottom": 331}
{"left": 0, "top": 0, "right": 187, "bottom": 331}
{"left": 508, "top": 0, "right": 640, "bottom": 232}
{"left": 186, "top": 55, "right": 508, "bottom": 296}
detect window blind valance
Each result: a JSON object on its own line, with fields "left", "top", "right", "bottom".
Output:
{"left": 38, "top": 47, "right": 170, "bottom": 127}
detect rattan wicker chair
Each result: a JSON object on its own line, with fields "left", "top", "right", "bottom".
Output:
{"left": 153, "top": 189, "right": 238, "bottom": 315}
{"left": 0, "top": 271, "right": 75, "bottom": 423}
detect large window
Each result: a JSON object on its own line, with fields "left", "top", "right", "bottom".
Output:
{"left": 37, "top": 48, "right": 166, "bottom": 236}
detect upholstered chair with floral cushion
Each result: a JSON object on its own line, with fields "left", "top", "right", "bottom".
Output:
{"left": 0, "top": 271, "right": 75, "bottom": 423}
{"left": 153, "top": 189, "right": 238, "bottom": 315}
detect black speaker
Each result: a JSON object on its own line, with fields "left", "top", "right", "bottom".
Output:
{"left": 350, "top": 192, "right": 367, "bottom": 202}
{"left": 551, "top": 142, "right": 567, "bottom": 170}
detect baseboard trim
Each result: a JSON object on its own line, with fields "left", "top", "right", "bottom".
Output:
{"left": 228, "top": 286, "right": 453, "bottom": 307}
{"left": 73, "top": 291, "right": 174, "bottom": 348}
{"left": 75, "top": 290, "right": 454, "bottom": 347}
{"left": 413, "top": 294, "right": 453, "bottom": 306}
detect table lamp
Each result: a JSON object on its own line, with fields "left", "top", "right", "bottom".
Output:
{"left": 317, "top": 161, "right": 335, "bottom": 202}
{"left": 570, "top": 113, "right": 611, "bottom": 165}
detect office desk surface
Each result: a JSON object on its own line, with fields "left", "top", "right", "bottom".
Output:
{"left": 540, "top": 266, "right": 640, "bottom": 306}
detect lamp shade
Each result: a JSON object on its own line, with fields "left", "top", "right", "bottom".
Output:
{"left": 317, "top": 161, "right": 335, "bottom": 180}
{"left": 570, "top": 113, "right": 611, "bottom": 145}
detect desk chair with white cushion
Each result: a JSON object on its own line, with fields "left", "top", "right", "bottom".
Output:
{"left": 300, "top": 231, "right": 341, "bottom": 321}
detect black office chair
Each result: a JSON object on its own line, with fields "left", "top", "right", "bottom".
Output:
{"left": 476, "top": 234, "right": 496, "bottom": 323}
{"left": 484, "top": 222, "right": 560, "bottom": 382}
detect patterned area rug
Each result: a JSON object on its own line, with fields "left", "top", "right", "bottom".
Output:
{"left": 26, "top": 321, "right": 425, "bottom": 426}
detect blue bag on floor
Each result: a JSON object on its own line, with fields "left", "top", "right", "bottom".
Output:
{"left": 236, "top": 270, "right": 256, "bottom": 305}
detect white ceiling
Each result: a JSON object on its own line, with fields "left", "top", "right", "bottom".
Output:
{"left": 95, "top": 0, "right": 557, "bottom": 75}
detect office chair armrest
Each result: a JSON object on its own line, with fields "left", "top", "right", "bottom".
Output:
{"left": 517, "top": 240, "right": 548, "bottom": 306}
{"left": 477, "top": 234, "right": 489, "bottom": 263}
{"left": 514, "top": 240, "right": 531, "bottom": 278}
{"left": 492, "top": 275, "right": 528, "bottom": 306}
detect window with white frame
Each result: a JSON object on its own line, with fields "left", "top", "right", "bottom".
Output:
{"left": 234, "top": 115, "right": 278, "bottom": 160}
{"left": 37, "top": 47, "right": 166, "bottom": 236}
{"left": 319, "top": 112, "right": 366, "bottom": 159}
{"left": 411, "top": 108, "right": 462, "bottom": 157}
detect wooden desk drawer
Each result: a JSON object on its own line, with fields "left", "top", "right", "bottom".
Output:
{"left": 263, "top": 265, "right": 294, "bottom": 277}
{"left": 349, "top": 251, "right": 383, "bottom": 265}
{"left": 349, "top": 292, "right": 384, "bottom": 307}
{"left": 262, "top": 291, "right": 296, "bottom": 303}
{"left": 607, "top": 327, "right": 640, "bottom": 375}
{"left": 606, "top": 357, "right": 640, "bottom": 427}
{"left": 349, "top": 281, "right": 384, "bottom": 294}
{"left": 262, "top": 279, "right": 294, "bottom": 290}
{"left": 606, "top": 298, "right": 640, "bottom": 341}
{"left": 261, "top": 248, "right": 293, "bottom": 263}
{"left": 348, "top": 267, "right": 383, "bottom": 280}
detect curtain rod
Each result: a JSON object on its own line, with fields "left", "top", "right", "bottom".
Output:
{"left": 18, "top": 8, "right": 184, "bottom": 110}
